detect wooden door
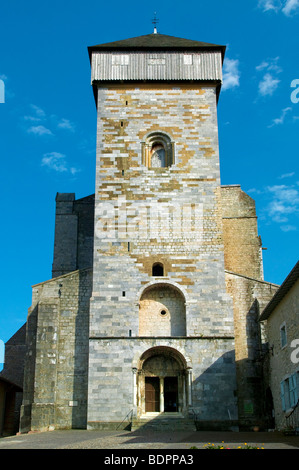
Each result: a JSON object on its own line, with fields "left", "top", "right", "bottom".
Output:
{"left": 145, "top": 377, "right": 160, "bottom": 412}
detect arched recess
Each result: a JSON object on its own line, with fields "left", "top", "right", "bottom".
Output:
{"left": 134, "top": 346, "right": 191, "bottom": 416}
{"left": 138, "top": 346, "right": 188, "bottom": 370}
{"left": 138, "top": 283, "right": 186, "bottom": 336}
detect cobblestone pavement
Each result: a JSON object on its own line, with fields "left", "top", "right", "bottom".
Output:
{"left": 0, "top": 430, "right": 299, "bottom": 449}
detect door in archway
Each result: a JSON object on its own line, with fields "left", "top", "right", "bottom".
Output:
{"left": 164, "top": 377, "right": 178, "bottom": 412}
{"left": 145, "top": 377, "right": 160, "bottom": 412}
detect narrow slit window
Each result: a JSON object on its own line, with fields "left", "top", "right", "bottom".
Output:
{"left": 152, "top": 263, "right": 164, "bottom": 276}
{"left": 280, "top": 323, "right": 287, "bottom": 348}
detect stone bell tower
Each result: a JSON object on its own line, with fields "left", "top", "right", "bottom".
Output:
{"left": 87, "top": 31, "right": 238, "bottom": 430}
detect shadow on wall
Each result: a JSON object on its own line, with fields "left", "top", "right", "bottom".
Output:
{"left": 192, "top": 350, "right": 238, "bottom": 431}
{"left": 236, "top": 299, "right": 271, "bottom": 431}
{"left": 71, "top": 269, "right": 92, "bottom": 429}
{"left": 116, "top": 350, "right": 239, "bottom": 432}
{"left": 119, "top": 347, "right": 272, "bottom": 432}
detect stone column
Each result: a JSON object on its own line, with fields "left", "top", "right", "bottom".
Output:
{"left": 132, "top": 367, "right": 137, "bottom": 416}
{"left": 160, "top": 377, "right": 164, "bottom": 413}
{"left": 187, "top": 368, "right": 192, "bottom": 406}
{"left": 182, "top": 374, "right": 186, "bottom": 413}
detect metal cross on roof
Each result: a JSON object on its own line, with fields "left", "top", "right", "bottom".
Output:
{"left": 152, "top": 12, "right": 159, "bottom": 34}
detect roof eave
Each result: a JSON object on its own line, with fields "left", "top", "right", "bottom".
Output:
{"left": 91, "top": 78, "right": 223, "bottom": 106}
{"left": 259, "top": 260, "right": 299, "bottom": 321}
{"left": 88, "top": 45, "right": 226, "bottom": 62}
{"left": 88, "top": 34, "right": 226, "bottom": 62}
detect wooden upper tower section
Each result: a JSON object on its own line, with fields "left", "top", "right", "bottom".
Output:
{"left": 88, "top": 33, "right": 226, "bottom": 101}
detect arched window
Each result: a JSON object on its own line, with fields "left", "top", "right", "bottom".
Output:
{"left": 152, "top": 263, "right": 164, "bottom": 276}
{"left": 142, "top": 132, "right": 174, "bottom": 168}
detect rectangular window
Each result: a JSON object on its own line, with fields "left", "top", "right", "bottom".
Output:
{"left": 280, "top": 322, "right": 287, "bottom": 348}
{"left": 183, "top": 54, "right": 193, "bottom": 65}
{"left": 281, "top": 373, "right": 298, "bottom": 411}
{"left": 112, "top": 54, "right": 129, "bottom": 65}
{"left": 281, "top": 379, "right": 290, "bottom": 410}
{"left": 148, "top": 58, "right": 165, "bottom": 65}
{"left": 289, "top": 373, "right": 298, "bottom": 407}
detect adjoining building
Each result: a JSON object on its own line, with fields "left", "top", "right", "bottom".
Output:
{"left": 0, "top": 325, "right": 25, "bottom": 436}
{"left": 260, "top": 261, "right": 299, "bottom": 433}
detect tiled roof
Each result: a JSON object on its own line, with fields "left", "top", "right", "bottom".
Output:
{"left": 88, "top": 32, "right": 225, "bottom": 55}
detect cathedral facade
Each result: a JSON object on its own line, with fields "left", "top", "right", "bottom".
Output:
{"left": 19, "top": 32, "right": 279, "bottom": 433}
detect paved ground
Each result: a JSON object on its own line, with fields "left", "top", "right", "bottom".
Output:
{"left": 0, "top": 429, "right": 299, "bottom": 449}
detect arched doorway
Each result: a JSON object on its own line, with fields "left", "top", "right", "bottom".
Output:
{"left": 136, "top": 346, "right": 191, "bottom": 417}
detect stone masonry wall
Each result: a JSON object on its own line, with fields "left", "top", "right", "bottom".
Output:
{"left": 221, "top": 185, "right": 263, "bottom": 280}
{"left": 265, "top": 279, "right": 299, "bottom": 429}
{"left": 225, "top": 271, "right": 279, "bottom": 428}
{"left": 91, "top": 83, "right": 234, "bottom": 338}
{"left": 52, "top": 194, "right": 94, "bottom": 278}
{"left": 88, "top": 83, "right": 237, "bottom": 425}
{"left": 20, "top": 268, "right": 92, "bottom": 432}
{"left": 0, "top": 324, "right": 26, "bottom": 389}
{"left": 87, "top": 337, "right": 237, "bottom": 428}
{"left": 50, "top": 184, "right": 264, "bottom": 286}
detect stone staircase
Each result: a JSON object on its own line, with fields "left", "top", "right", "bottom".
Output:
{"left": 131, "top": 413, "right": 196, "bottom": 432}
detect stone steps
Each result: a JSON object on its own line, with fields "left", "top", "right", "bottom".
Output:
{"left": 131, "top": 414, "right": 196, "bottom": 432}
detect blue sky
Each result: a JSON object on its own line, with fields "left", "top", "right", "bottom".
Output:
{"left": 0, "top": 0, "right": 298, "bottom": 353}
